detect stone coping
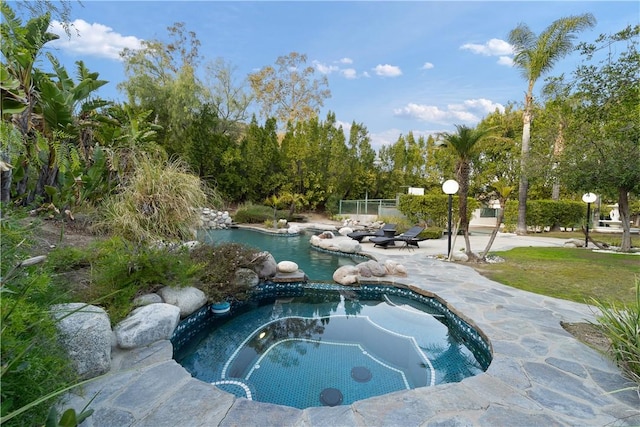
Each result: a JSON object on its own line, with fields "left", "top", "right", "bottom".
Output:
{"left": 60, "top": 252, "right": 639, "bottom": 426}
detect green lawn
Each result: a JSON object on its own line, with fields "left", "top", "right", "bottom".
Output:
{"left": 475, "top": 247, "right": 640, "bottom": 306}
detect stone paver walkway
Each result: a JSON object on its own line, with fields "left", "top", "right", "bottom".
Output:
{"left": 63, "top": 231, "right": 640, "bottom": 426}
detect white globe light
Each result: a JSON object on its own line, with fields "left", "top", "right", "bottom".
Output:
{"left": 442, "top": 179, "right": 459, "bottom": 195}
{"left": 582, "top": 193, "right": 597, "bottom": 204}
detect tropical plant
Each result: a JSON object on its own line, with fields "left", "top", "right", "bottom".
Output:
{"left": 438, "top": 124, "right": 494, "bottom": 259}
{"left": 508, "top": 13, "right": 596, "bottom": 235}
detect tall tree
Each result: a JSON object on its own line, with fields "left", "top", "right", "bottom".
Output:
{"left": 508, "top": 13, "right": 595, "bottom": 235}
{"left": 248, "top": 52, "right": 331, "bottom": 128}
{"left": 559, "top": 25, "right": 640, "bottom": 252}
{"left": 439, "top": 124, "right": 493, "bottom": 259}
{"left": 119, "top": 22, "right": 203, "bottom": 158}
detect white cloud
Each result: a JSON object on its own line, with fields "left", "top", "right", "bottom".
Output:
{"left": 313, "top": 60, "right": 339, "bottom": 75}
{"left": 393, "top": 98, "right": 504, "bottom": 125}
{"left": 497, "top": 56, "right": 513, "bottom": 67}
{"left": 460, "top": 38, "right": 513, "bottom": 56}
{"left": 421, "top": 62, "right": 434, "bottom": 70}
{"left": 341, "top": 68, "right": 357, "bottom": 79}
{"left": 48, "top": 19, "right": 143, "bottom": 60}
{"left": 339, "top": 57, "right": 353, "bottom": 64}
{"left": 362, "top": 71, "right": 371, "bottom": 78}
{"left": 373, "top": 64, "right": 402, "bottom": 77}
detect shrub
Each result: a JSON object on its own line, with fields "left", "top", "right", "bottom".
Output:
{"left": 504, "top": 199, "right": 584, "bottom": 231}
{"left": 83, "top": 237, "right": 200, "bottom": 324}
{"left": 190, "top": 243, "right": 259, "bottom": 303}
{"left": 590, "top": 278, "right": 640, "bottom": 386}
{"left": 398, "top": 194, "right": 479, "bottom": 228}
{"left": 234, "top": 203, "right": 288, "bottom": 224}
{"left": 96, "top": 157, "right": 208, "bottom": 243}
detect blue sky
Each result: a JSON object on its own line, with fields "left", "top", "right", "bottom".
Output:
{"left": 34, "top": 1, "right": 640, "bottom": 149}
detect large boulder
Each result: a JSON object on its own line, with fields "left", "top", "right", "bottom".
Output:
{"left": 114, "top": 303, "right": 180, "bottom": 349}
{"left": 364, "top": 260, "right": 387, "bottom": 277}
{"left": 252, "top": 251, "right": 277, "bottom": 279}
{"left": 51, "top": 303, "right": 112, "bottom": 379}
{"left": 158, "top": 286, "right": 207, "bottom": 317}
{"left": 337, "top": 239, "right": 361, "bottom": 254}
{"left": 333, "top": 265, "right": 359, "bottom": 285}
{"left": 384, "top": 260, "right": 407, "bottom": 276}
{"left": 233, "top": 267, "right": 260, "bottom": 288}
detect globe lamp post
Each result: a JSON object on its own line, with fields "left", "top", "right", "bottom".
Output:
{"left": 442, "top": 180, "right": 459, "bottom": 258}
{"left": 582, "top": 193, "right": 597, "bottom": 248}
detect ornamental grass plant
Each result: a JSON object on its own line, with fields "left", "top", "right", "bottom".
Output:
{"left": 97, "top": 157, "right": 208, "bottom": 243}
{"left": 590, "top": 278, "right": 640, "bottom": 386}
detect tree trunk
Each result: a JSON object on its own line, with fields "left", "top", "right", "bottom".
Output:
{"left": 482, "top": 206, "right": 505, "bottom": 260}
{"left": 516, "top": 86, "right": 534, "bottom": 236}
{"left": 618, "top": 188, "right": 632, "bottom": 252}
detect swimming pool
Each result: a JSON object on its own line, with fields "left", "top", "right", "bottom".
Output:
{"left": 172, "top": 283, "right": 491, "bottom": 409}
{"left": 198, "top": 228, "right": 364, "bottom": 280}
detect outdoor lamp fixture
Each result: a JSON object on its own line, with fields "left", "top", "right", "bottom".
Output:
{"left": 442, "top": 179, "right": 459, "bottom": 258}
{"left": 582, "top": 192, "right": 597, "bottom": 248}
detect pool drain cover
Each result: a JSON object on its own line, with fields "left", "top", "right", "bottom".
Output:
{"left": 351, "top": 366, "right": 372, "bottom": 382}
{"left": 320, "top": 388, "right": 343, "bottom": 406}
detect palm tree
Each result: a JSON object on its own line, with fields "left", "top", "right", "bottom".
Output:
{"left": 481, "top": 179, "right": 514, "bottom": 260}
{"left": 439, "top": 124, "right": 493, "bottom": 260}
{"left": 508, "top": 14, "right": 595, "bottom": 235}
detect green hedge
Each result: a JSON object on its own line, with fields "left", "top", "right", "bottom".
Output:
{"left": 504, "top": 199, "right": 585, "bottom": 230}
{"left": 233, "top": 204, "right": 290, "bottom": 224}
{"left": 398, "top": 194, "right": 480, "bottom": 228}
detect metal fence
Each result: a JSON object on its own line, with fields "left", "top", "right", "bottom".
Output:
{"left": 338, "top": 198, "right": 398, "bottom": 216}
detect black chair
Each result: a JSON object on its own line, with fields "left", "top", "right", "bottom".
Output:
{"left": 370, "top": 226, "right": 426, "bottom": 249}
{"left": 347, "top": 223, "right": 397, "bottom": 242}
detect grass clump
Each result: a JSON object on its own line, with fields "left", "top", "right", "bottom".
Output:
{"left": 590, "top": 279, "right": 640, "bottom": 385}
{"left": 80, "top": 237, "right": 201, "bottom": 324}
{"left": 97, "top": 157, "right": 208, "bottom": 243}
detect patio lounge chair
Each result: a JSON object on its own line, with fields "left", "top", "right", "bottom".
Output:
{"left": 347, "top": 223, "right": 397, "bottom": 242}
{"left": 369, "top": 226, "right": 426, "bottom": 249}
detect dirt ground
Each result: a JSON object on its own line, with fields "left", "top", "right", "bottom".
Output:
{"left": 27, "top": 216, "right": 610, "bottom": 354}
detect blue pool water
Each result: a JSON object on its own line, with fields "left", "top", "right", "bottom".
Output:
{"left": 173, "top": 283, "right": 491, "bottom": 409}
{"left": 198, "top": 228, "right": 364, "bottom": 280}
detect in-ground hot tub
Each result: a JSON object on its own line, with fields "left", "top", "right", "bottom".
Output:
{"left": 172, "top": 283, "right": 492, "bottom": 409}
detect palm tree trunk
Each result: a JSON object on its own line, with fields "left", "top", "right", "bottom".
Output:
{"left": 516, "top": 86, "right": 534, "bottom": 235}
{"left": 482, "top": 206, "right": 505, "bottom": 260}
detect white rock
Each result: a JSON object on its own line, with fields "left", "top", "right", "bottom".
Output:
{"left": 333, "top": 265, "right": 360, "bottom": 285}
{"left": 338, "top": 239, "right": 361, "bottom": 254}
{"left": 278, "top": 261, "right": 299, "bottom": 273}
{"left": 51, "top": 303, "right": 112, "bottom": 379}
{"left": 452, "top": 252, "right": 469, "bottom": 262}
{"left": 287, "top": 225, "right": 300, "bottom": 234}
{"left": 338, "top": 227, "right": 353, "bottom": 236}
{"left": 158, "top": 286, "right": 207, "bottom": 317}
{"left": 114, "top": 303, "right": 180, "bottom": 349}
